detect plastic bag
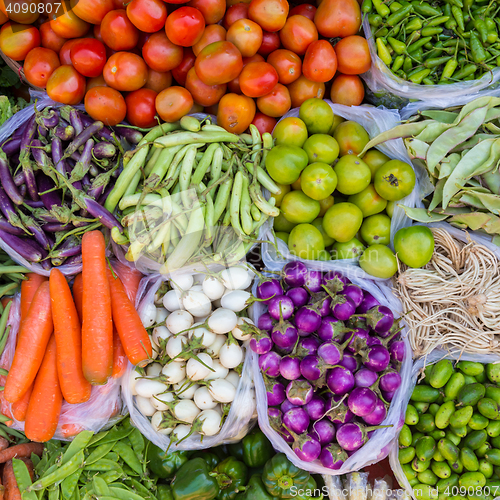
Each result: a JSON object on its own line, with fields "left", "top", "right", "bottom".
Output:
{"left": 0, "top": 295, "right": 124, "bottom": 441}
{"left": 262, "top": 100, "right": 432, "bottom": 281}
{"left": 251, "top": 261, "right": 414, "bottom": 475}
{"left": 122, "top": 269, "right": 256, "bottom": 451}
{"left": 361, "top": 18, "right": 500, "bottom": 107}
{"left": 388, "top": 349, "right": 500, "bottom": 500}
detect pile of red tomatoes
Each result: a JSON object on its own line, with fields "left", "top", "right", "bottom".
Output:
{"left": 0, "top": 0, "right": 371, "bottom": 133}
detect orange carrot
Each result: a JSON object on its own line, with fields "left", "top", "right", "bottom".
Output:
{"left": 81, "top": 231, "right": 113, "bottom": 385}
{"left": 0, "top": 443, "right": 44, "bottom": 463}
{"left": 11, "top": 386, "right": 32, "bottom": 422}
{"left": 112, "top": 261, "right": 143, "bottom": 304}
{"left": 0, "top": 437, "right": 8, "bottom": 452}
{"left": 24, "top": 336, "right": 62, "bottom": 442}
{"left": 0, "top": 298, "right": 11, "bottom": 309}
{"left": 50, "top": 269, "right": 91, "bottom": 404}
{"left": 72, "top": 273, "right": 83, "bottom": 322}
{"left": 4, "top": 282, "right": 53, "bottom": 404}
{"left": 111, "top": 328, "right": 127, "bottom": 379}
{"left": 20, "top": 274, "right": 47, "bottom": 325}
{"left": 107, "top": 268, "right": 152, "bottom": 367}
{"left": 60, "top": 423, "right": 85, "bottom": 439}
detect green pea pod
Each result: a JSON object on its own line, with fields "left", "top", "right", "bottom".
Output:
{"left": 61, "top": 470, "right": 83, "bottom": 500}
{"left": 12, "top": 459, "right": 38, "bottom": 500}
{"left": 412, "top": 386, "right": 442, "bottom": 403}
{"left": 400, "top": 447, "right": 417, "bottom": 464}
{"left": 463, "top": 430, "right": 488, "bottom": 450}
{"left": 418, "top": 469, "right": 439, "bottom": 486}
{"left": 400, "top": 425, "right": 413, "bottom": 448}
{"left": 62, "top": 431, "right": 94, "bottom": 465}
{"left": 416, "top": 437, "right": 437, "bottom": 462}
{"left": 412, "top": 457, "right": 432, "bottom": 473}
{"left": 480, "top": 459, "right": 494, "bottom": 479}
{"left": 445, "top": 373, "right": 466, "bottom": 401}
{"left": 109, "top": 487, "right": 148, "bottom": 500}
{"left": 407, "top": 405, "right": 420, "bottom": 425}
{"left": 438, "top": 439, "right": 460, "bottom": 462}
{"left": 31, "top": 451, "right": 85, "bottom": 491}
{"left": 468, "top": 413, "right": 489, "bottom": 431}
{"left": 437, "top": 473, "right": 459, "bottom": 492}
{"left": 86, "top": 444, "right": 115, "bottom": 466}
{"left": 450, "top": 406, "right": 474, "bottom": 428}
{"left": 436, "top": 401, "right": 456, "bottom": 429}
{"left": 461, "top": 447, "right": 480, "bottom": 472}
{"left": 486, "top": 449, "right": 500, "bottom": 466}
{"left": 432, "top": 461, "right": 451, "bottom": 479}
{"left": 459, "top": 472, "right": 486, "bottom": 488}
{"left": 84, "top": 460, "right": 123, "bottom": 473}
{"left": 417, "top": 414, "right": 436, "bottom": 433}
{"left": 113, "top": 442, "right": 142, "bottom": 476}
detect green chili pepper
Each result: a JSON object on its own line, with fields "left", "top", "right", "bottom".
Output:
{"left": 452, "top": 63, "right": 477, "bottom": 79}
{"left": 390, "top": 0, "right": 403, "bottom": 10}
{"left": 388, "top": 36, "right": 406, "bottom": 54}
{"left": 406, "top": 17, "right": 423, "bottom": 31}
{"left": 368, "top": 13, "right": 383, "bottom": 26}
{"left": 373, "top": 0, "right": 391, "bottom": 16}
{"left": 147, "top": 446, "right": 189, "bottom": 479}
{"left": 377, "top": 37, "right": 393, "bottom": 65}
{"left": 474, "top": 18, "right": 489, "bottom": 43}
{"left": 449, "top": 0, "right": 463, "bottom": 7}
{"left": 440, "top": 58, "right": 459, "bottom": 80}
{"left": 411, "top": 0, "right": 442, "bottom": 16}
{"left": 376, "top": 27, "right": 389, "bottom": 37}
{"left": 407, "top": 30, "right": 421, "bottom": 45}
{"left": 362, "top": 0, "right": 373, "bottom": 13}
{"left": 424, "top": 41, "right": 434, "bottom": 49}
{"left": 408, "top": 68, "right": 432, "bottom": 83}
{"left": 403, "top": 55, "right": 413, "bottom": 71}
{"left": 464, "top": 0, "right": 474, "bottom": 8}
{"left": 413, "top": 47, "right": 424, "bottom": 61}
{"left": 445, "top": 16, "right": 458, "bottom": 29}
{"left": 392, "top": 54, "right": 406, "bottom": 70}
{"left": 425, "top": 55, "right": 452, "bottom": 67}
{"left": 387, "top": 4, "right": 413, "bottom": 25}
{"left": 485, "top": 18, "right": 498, "bottom": 43}
{"left": 422, "top": 77, "right": 435, "bottom": 84}
{"left": 451, "top": 6, "right": 465, "bottom": 30}
{"left": 427, "top": 15, "right": 451, "bottom": 26}
{"left": 422, "top": 26, "right": 443, "bottom": 36}
{"left": 408, "top": 36, "right": 433, "bottom": 53}
{"left": 470, "top": 31, "right": 487, "bottom": 61}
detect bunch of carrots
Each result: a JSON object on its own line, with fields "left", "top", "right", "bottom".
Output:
{"left": 0, "top": 230, "right": 149, "bottom": 443}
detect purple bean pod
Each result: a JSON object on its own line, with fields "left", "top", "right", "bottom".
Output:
{"left": 0, "top": 152, "right": 23, "bottom": 205}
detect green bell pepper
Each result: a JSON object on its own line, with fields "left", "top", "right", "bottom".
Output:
{"left": 192, "top": 451, "right": 221, "bottom": 470}
{"left": 213, "top": 457, "right": 248, "bottom": 500}
{"left": 236, "top": 475, "right": 273, "bottom": 500}
{"left": 147, "top": 445, "right": 189, "bottom": 479}
{"left": 262, "top": 454, "right": 311, "bottom": 499}
{"left": 229, "top": 429, "right": 274, "bottom": 468}
{"left": 157, "top": 485, "right": 174, "bottom": 500}
{"left": 171, "top": 458, "right": 219, "bottom": 500}
{"left": 294, "top": 476, "right": 323, "bottom": 500}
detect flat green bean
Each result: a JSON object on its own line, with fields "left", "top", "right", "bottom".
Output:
{"left": 109, "top": 487, "right": 147, "bottom": 500}
{"left": 191, "top": 143, "right": 218, "bottom": 185}
{"left": 154, "top": 131, "right": 239, "bottom": 149}
{"left": 213, "top": 177, "right": 233, "bottom": 222}
{"left": 140, "top": 123, "right": 181, "bottom": 146}
{"left": 144, "top": 148, "right": 161, "bottom": 177}
{"left": 250, "top": 203, "right": 261, "bottom": 222}
{"left": 147, "top": 145, "right": 184, "bottom": 185}
{"left": 179, "top": 146, "right": 198, "bottom": 207}
{"left": 180, "top": 116, "right": 201, "bottom": 132}
{"left": 243, "top": 162, "right": 280, "bottom": 195}
{"left": 230, "top": 171, "right": 245, "bottom": 238}
{"left": 210, "top": 145, "right": 224, "bottom": 182}
{"left": 240, "top": 173, "right": 253, "bottom": 236}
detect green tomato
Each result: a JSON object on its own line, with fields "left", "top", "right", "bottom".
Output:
{"left": 386, "top": 200, "right": 396, "bottom": 218}
{"left": 322, "top": 202, "right": 363, "bottom": 243}
{"left": 302, "top": 134, "right": 340, "bottom": 165}
{"left": 331, "top": 237, "right": 366, "bottom": 260}
{"left": 360, "top": 214, "right": 392, "bottom": 246}
{"left": 362, "top": 149, "right": 390, "bottom": 180}
{"left": 299, "top": 98, "right": 334, "bottom": 134}
{"left": 270, "top": 183, "right": 290, "bottom": 207}
{"left": 300, "top": 162, "right": 337, "bottom": 201}
{"left": 328, "top": 114, "right": 346, "bottom": 135}
{"left": 281, "top": 191, "right": 321, "bottom": 224}
{"left": 333, "top": 120, "right": 370, "bottom": 156}
{"left": 312, "top": 217, "right": 335, "bottom": 247}
{"left": 359, "top": 244, "right": 398, "bottom": 278}
{"left": 334, "top": 155, "right": 371, "bottom": 195}
{"left": 272, "top": 117, "right": 308, "bottom": 148}
{"left": 318, "top": 195, "right": 334, "bottom": 216}
{"left": 374, "top": 159, "right": 416, "bottom": 201}
{"left": 265, "top": 145, "right": 309, "bottom": 185}
{"left": 275, "top": 232, "right": 289, "bottom": 244}
{"left": 348, "top": 183, "right": 388, "bottom": 217}
{"left": 394, "top": 225, "right": 435, "bottom": 268}
{"left": 273, "top": 212, "right": 297, "bottom": 232}
{"left": 288, "top": 223, "right": 325, "bottom": 260}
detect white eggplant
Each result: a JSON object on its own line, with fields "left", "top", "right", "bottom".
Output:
{"left": 173, "top": 399, "right": 200, "bottom": 423}
{"left": 166, "top": 335, "right": 188, "bottom": 361}
{"left": 206, "top": 335, "right": 227, "bottom": 357}
{"left": 194, "top": 387, "right": 218, "bottom": 410}
{"left": 151, "top": 391, "right": 174, "bottom": 411}
{"left": 166, "top": 310, "right": 194, "bottom": 334}
{"left": 197, "top": 410, "right": 222, "bottom": 436}
{"left": 153, "top": 325, "right": 172, "bottom": 345}
{"left": 130, "top": 369, "right": 142, "bottom": 396}
{"left": 171, "top": 424, "right": 192, "bottom": 442}
{"left": 136, "top": 396, "right": 156, "bottom": 416}
{"left": 186, "top": 353, "right": 214, "bottom": 381}
{"left": 208, "top": 379, "right": 236, "bottom": 403}
{"left": 173, "top": 379, "right": 199, "bottom": 399}
{"left": 188, "top": 324, "right": 216, "bottom": 348}
{"left": 182, "top": 291, "right": 212, "bottom": 318}
{"left": 221, "top": 290, "right": 251, "bottom": 312}
{"left": 225, "top": 371, "right": 240, "bottom": 389}
{"left": 155, "top": 307, "right": 169, "bottom": 325}
{"left": 220, "top": 267, "right": 253, "bottom": 290}
{"left": 208, "top": 308, "right": 237, "bottom": 334}
{"left": 203, "top": 276, "right": 225, "bottom": 300}
{"left": 135, "top": 378, "right": 168, "bottom": 398}
{"left": 219, "top": 340, "right": 243, "bottom": 369}
{"left": 162, "top": 361, "right": 186, "bottom": 384}
{"left": 140, "top": 303, "right": 157, "bottom": 327}
{"left": 232, "top": 317, "right": 254, "bottom": 341}
{"left": 205, "top": 360, "right": 229, "bottom": 381}
{"left": 151, "top": 411, "right": 173, "bottom": 435}
{"left": 147, "top": 363, "right": 163, "bottom": 377}
{"left": 170, "top": 273, "right": 194, "bottom": 291}
{"left": 162, "top": 290, "right": 184, "bottom": 312}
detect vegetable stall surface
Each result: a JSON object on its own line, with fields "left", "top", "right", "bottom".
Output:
{"left": 0, "top": 104, "right": 135, "bottom": 271}
{"left": 248, "top": 261, "right": 405, "bottom": 468}
{"left": 130, "top": 264, "right": 256, "bottom": 446}
{"left": 395, "top": 227, "right": 500, "bottom": 357}
{"left": 109, "top": 118, "right": 280, "bottom": 272}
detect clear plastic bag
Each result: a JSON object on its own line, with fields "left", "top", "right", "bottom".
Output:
{"left": 362, "top": 18, "right": 500, "bottom": 106}
{"left": 122, "top": 270, "right": 257, "bottom": 451}
{"left": 388, "top": 350, "right": 500, "bottom": 500}
{"left": 251, "top": 262, "right": 414, "bottom": 475}
{"left": 0, "top": 294, "right": 124, "bottom": 441}
{"left": 262, "top": 100, "right": 432, "bottom": 281}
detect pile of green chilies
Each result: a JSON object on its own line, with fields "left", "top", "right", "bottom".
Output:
{"left": 365, "top": 0, "right": 500, "bottom": 84}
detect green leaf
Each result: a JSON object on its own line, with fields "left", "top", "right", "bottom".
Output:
{"left": 398, "top": 205, "right": 449, "bottom": 222}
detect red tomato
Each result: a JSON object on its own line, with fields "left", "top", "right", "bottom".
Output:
{"left": 113, "top": 0, "right": 127, "bottom": 8}
{"left": 302, "top": 40, "right": 337, "bottom": 82}
{"left": 2, "top": 0, "right": 39, "bottom": 24}
{"left": 0, "top": 22, "right": 40, "bottom": 60}
{"left": 156, "top": 86, "right": 193, "bottom": 122}
{"left": 103, "top": 51, "right": 147, "bottom": 91}
{"left": 165, "top": 7, "right": 205, "bottom": 47}
{"left": 86, "top": 73, "right": 107, "bottom": 90}
{"left": 23, "top": 47, "right": 60, "bottom": 88}
{"left": 239, "top": 61, "right": 278, "bottom": 98}
{"left": 258, "top": 30, "right": 280, "bottom": 56}
{"left": 59, "top": 38, "right": 80, "bottom": 65}
{"left": 100, "top": 10, "right": 139, "bottom": 51}
{"left": 0, "top": 9, "right": 8, "bottom": 25}
{"left": 40, "top": 22, "right": 66, "bottom": 52}
{"left": 226, "top": 0, "right": 251, "bottom": 5}
{"left": 256, "top": 82, "right": 290, "bottom": 117}
{"left": 192, "top": 24, "right": 226, "bottom": 57}
{"left": 227, "top": 53, "right": 263, "bottom": 94}
{"left": 50, "top": 9, "right": 89, "bottom": 38}
{"left": 335, "top": 35, "right": 371, "bottom": 74}
{"left": 85, "top": 86, "right": 126, "bottom": 126}
{"left": 185, "top": 67, "right": 226, "bottom": 106}
{"left": 171, "top": 47, "right": 195, "bottom": 86}
{"left": 46, "top": 65, "right": 86, "bottom": 104}
{"left": 289, "top": 3, "right": 316, "bottom": 20}
{"left": 70, "top": 38, "right": 106, "bottom": 77}
{"left": 226, "top": 18, "right": 262, "bottom": 58}
{"left": 279, "top": 15, "right": 317, "bottom": 55}
{"left": 287, "top": 74, "right": 325, "bottom": 107}
{"left": 267, "top": 49, "right": 301, "bottom": 85}
{"left": 188, "top": 0, "right": 225, "bottom": 24}
{"left": 93, "top": 24, "right": 103, "bottom": 42}
{"left": 125, "top": 88, "right": 157, "bottom": 127}
{"left": 70, "top": 0, "right": 114, "bottom": 24}
{"left": 195, "top": 40, "right": 243, "bottom": 85}
{"left": 137, "top": 32, "right": 151, "bottom": 50}
{"left": 126, "top": 0, "right": 167, "bottom": 33}
{"left": 314, "top": 0, "right": 361, "bottom": 38}
{"left": 144, "top": 67, "right": 172, "bottom": 93}
{"left": 251, "top": 112, "right": 276, "bottom": 135}
{"left": 223, "top": 3, "right": 248, "bottom": 30}
{"left": 330, "top": 73, "right": 364, "bottom": 106}
{"left": 217, "top": 93, "right": 255, "bottom": 134}
{"left": 248, "top": 0, "right": 288, "bottom": 32}
{"left": 142, "top": 32, "right": 183, "bottom": 73}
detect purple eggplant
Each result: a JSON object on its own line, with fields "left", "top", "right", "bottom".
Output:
{"left": 295, "top": 337, "right": 320, "bottom": 357}
{"left": 257, "top": 313, "right": 274, "bottom": 331}
{"left": 77, "top": 112, "right": 114, "bottom": 142}
{"left": 265, "top": 378, "right": 286, "bottom": 406}
{"left": 19, "top": 185, "right": 26, "bottom": 197}
{"left": 343, "top": 285, "right": 364, "bottom": 307}
{"left": 325, "top": 395, "right": 354, "bottom": 425}
{"left": 382, "top": 390, "right": 395, "bottom": 402}
{"left": 281, "top": 399, "right": 297, "bottom": 414}
{"left": 326, "top": 366, "right": 354, "bottom": 395}
{"left": 362, "top": 398, "right": 387, "bottom": 425}
{"left": 294, "top": 305, "right": 321, "bottom": 333}
{"left": 359, "top": 306, "right": 394, "bottom": 336}
{"left": 256, "top": 278, "right": 283, "bottom": 302}
{"left": 93, "top": 141, "right": 117, "bottom": 159}
{"left": 336, "top": 422, "right": 391, "bottom": 451}
{"left": 69, "top": 108, "right": 83, "bottom": 136}
{"left": 271, "top": 320, "right": 298, "bottom": 350}
{"left": 249, "top": 329, "right": 273, "bottom": 354}
{"left": 1, "top": 137, "right": 21, "bottom": 156}
{"left": 40, "top": 108, "right": 59, "bottom": 129}
{"left": 0, "top": 217, "right": 24, "bottom": 235}
{"left": 362, "top": 345, "right": 391, "bottom": 372}
{"left": 280, "top": 427, "right": 294, "bottom": 444}
{"left": 24, "top": 200, "right": 44, "bottom": 208}
{"left": 51, "top": 137, "right": 67, "bottom": 176}
{"left": 0, "top": 230, "right": 44, "bottom": 262}
{"left": 64, "top": 254, "right": 82, "bottom": 266}
{"left": 43, "top": 223, "right": 73, "bottom": 232}
{"left": 323, "top": 270, "right": 348, "bottom": 293}
{"left": 114, "top": 126, "right": 143, "bottom": 144}
{"left": 286, "top": 379, "right": 313, "bottom": 406}
{"left": 320, "top": 444, "right": 347, "bottom": 469}
{"left": 357, "top": 292, "right": 381, "bottom": 314}
{"left": 354, "top": 368, "right": 378, "bottom": 388}
{"left": 283, "top": 407, "right": 309, "bottom": 434}
{"left": 300, "top": 354, "right": 331, "bottom": 381}
{"left": 267, "top": 295, "right": 294, "bottom": 321}
{"left": 304, "top": 270, "right": 323, "bottom": 293}
{"left": 279, "top": 356, "right": 301, "bottom": 380}
{"left": 20, "top": 117, "right": 39, "bottom": 201}
{"left": 50, "top": 236, "right": 81, "bottom": 259}
{"left": 344, "top": 328, "right": 370, "bottom": 353}
{"left": 339, "top": 354, "right": 359, "bottom": 373}
{"left": 304, "top": 394, "right": 325, "bottom": 420}
{"left": 20, "top": 214, "right": 51, "bottom": 250}
{"left": 37, "top": 174, "right": 62, "bottom": 210}
{"left": 268, "top": 407, "right": 282, "bottom": 429}
{"left": 54, "top": 125, "right": 75, "bottom": 142}
{"left": 347, "top": 387, "right": 377, "bottom": 417}
{"left": 317, "top": 340, "right": 346, "bottom": 366}
{"left": 64, "top": 121, "right": 103, "bottom": 159}
{"left": 366, "top": 335, "right": 382, "bottom": 347}
{"left": 0, "top": 152, "right": 23, "bottom": 205}
{"left": 81, "top": 198, "right": 122, "bottom": 231}
{"left": 13, "top": 172, "right": 25, "bottom": 187}
{"left": 283, "top": 261, "right": 308, "bottom": 287}
{"left": 0, "top": 187, "right": 22, "bottom": 228}
{"left": 287, "top": 430, "right": 321, "bottom": 462}
{"left": 331, "top": 295, "right": 356, "bottom": 321}
{"left": 317, "top": 316, "right": 349, "bottom": 342}
{"left": 379, "top": 370, "right": 402, "bottom": 393}
{"left": 312, "top": 419, "right": 335, "bottom": 445}
{"left": 259, "top": 351, "right": 281, "bottom": 377}
{"left": 286, "top": 287, "right": 309, "bottom": 308}
{"left": 389, "top": 338, "right": 405, "bottom": 366}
